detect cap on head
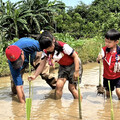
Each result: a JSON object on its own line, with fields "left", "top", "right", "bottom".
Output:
{"left": 5, "top": 45, "right": 23, "bottom": 69}
{"left": 5, "top": 45, "right": 21, "bottom": 62}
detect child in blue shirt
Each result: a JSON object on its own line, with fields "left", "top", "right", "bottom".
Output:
{"left": 5, "top": 37, "right": 56, "bottom": 103}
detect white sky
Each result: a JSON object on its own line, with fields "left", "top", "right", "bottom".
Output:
{"left": 3, "top": 0, "right": 94, "bottom": 7}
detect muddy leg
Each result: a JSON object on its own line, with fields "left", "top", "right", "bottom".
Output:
{"left": 116, "top": 88, "right": 120, "bottom": 100}
{"left": 55, "top": 78, "right": 66, "bottom": 99}
{"left": 68, "top": 83, "right": 78, "bottom": 99}
{"left": 10, "top": 69, "right": 25, "bottom": 95}
{"left": 106, "top": 90, "right": 112, "bottom": 98}
{"left": 10, "top": 75, "right": 17, "bottom": 94}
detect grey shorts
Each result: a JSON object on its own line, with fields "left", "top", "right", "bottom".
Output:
{"left": 58, "top": 58, "right": 83, "bottom": 84}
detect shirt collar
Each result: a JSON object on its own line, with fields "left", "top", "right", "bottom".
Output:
{"left": 106, "top": 45, "right": 120, "bottom": 54}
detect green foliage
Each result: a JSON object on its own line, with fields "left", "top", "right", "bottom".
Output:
{"left": 0, "top": 35, "right": 18, "bottom": 76}
{"left": 1, "top": 0, "right": 120, "bottom": 76}
{"left": 0, "top": 0, "right": 120, "bottom": 39}
{"left": 0, "top": 35, "right": 18, "bottom": 55}
{"left": 77, "top": 36, "right": 104, "bottom": 64}
{"left": 54, "top": 0, "right": 120, "bottom": 38}
{"left": 0, "top": 33, "right": 105, "bottom": 76}
{"left": 53, "top": 33, "right": 84, "bottom": 47}
{"left": 0, "top": 55, "right": 10, "bottom": 76}
{"left": 0, "top": 0, "right": 66, "bottom": 40}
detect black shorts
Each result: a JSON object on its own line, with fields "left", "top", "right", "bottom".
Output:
{"left": 103, "top": 78, "right": 120, "bottom": 91}
{"left": 58, "top": 58, "right": 83, "bottom": 84}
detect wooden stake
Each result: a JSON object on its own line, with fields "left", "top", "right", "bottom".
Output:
{"left": 26, "top": 54, "right": 32, "bottom": 120}
{"left": 78, "top": 77, "right": 82, "bottom": 119}
{"left": 108, "top": 80, "right": 114, "bottom": 120}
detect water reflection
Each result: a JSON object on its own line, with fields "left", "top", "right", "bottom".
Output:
{"left": 0, "top": 62, "right": 120, "bottom": 120}
{"left": 31, "top": 98, "right": 80, "bottom": 120}
{"left": 11, "top": 101, "right": 25, "bottom": 120}
{"left": 97, "top": 99, "right": 120, "bottom": 120}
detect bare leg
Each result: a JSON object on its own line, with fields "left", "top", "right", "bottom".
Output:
{"left": 116, "top": 88, "right": 120, "bottom": 100}
{"left": 55, "top": 78, "right": 66, "bottom": 100}
{"left": 106, "top": 90, "right": 112, "bottom": 98}
{"left": 11, "top": 80, "right": 17, "bottom": 94}
{"left": 68, "top": 83, "right": 78, "bottom": 99}
{"left": 10, "top": 69, "right": 25, "bottom": 94}
{"left": 10, "top": 75, "right": 17, "bottom": 94}
{"left": 16, "top": 85, "right": 25, "bottom": 103}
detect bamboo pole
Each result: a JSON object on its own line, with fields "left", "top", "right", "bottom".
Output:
{"left": 97, "top": 44, "right": 105, "bottom": 96}
{"left": 99, "top": 60, "right": 102, "bottom": 86}
{"left": 26, "top": 98, "right": 32, "bottom": 120}
{"left": 78, "top": 77, "right": 82, "bottom": 119}
{"left": 99, "top": 44, "right": 102, "bottom": 86}
{"left": 26, "top": 54, "right": 32, "bottom": 120}
{"left": 29, "top": 54, "right": 31, "bottom": 98}
{"left": 108, "top": 80, "right": 114, "bottom": 120}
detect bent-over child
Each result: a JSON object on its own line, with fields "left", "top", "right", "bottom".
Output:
{"left": 5, "top": 37, "right": 56, "bottom": 103}
{"left": 28, "top": 30, "right": 83, "bottom": 99}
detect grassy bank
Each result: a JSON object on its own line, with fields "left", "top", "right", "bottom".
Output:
{"left": 0, "top": 35, "right": 104, "bottom": 77}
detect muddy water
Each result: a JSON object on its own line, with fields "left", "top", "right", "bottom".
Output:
{"left": 0, "top": 62, "right": 120, "bottom": 120}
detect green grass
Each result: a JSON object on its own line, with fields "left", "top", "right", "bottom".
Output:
{"left": 76, "top": 36, "right": 104, "bottom": 64}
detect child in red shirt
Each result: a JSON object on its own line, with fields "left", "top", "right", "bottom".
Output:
{"left": 29, "top": 30, "right": 83, "bottom": 99}
{"left": 97, "top": 29, "right": 120, "bottom": 99}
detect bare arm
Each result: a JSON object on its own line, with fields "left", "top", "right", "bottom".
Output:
{"left": 71, "top": 51, "right": 79, "bottom": 81}
{"left": 28, "top": 57, "right": 47, "bottom": 81}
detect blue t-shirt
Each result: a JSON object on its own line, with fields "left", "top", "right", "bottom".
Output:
{"left": 8, "top": 37, "right": 41, "bottom": 86}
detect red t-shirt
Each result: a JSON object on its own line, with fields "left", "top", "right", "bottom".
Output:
{"left": 102, "top": 46, "right": 120, "bottom": 79}
{"left": 43, "top": 41, "right": 75, "bottom": 66}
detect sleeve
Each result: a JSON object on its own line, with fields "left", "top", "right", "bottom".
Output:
{"left": 99, "top": 48, "right": 105, "bottom": 58}
{"left": 63, "top": 44, "right": 74, "bottom": 56}
{"left": 41, "top": 51, "right": 47, "bottom": 60}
